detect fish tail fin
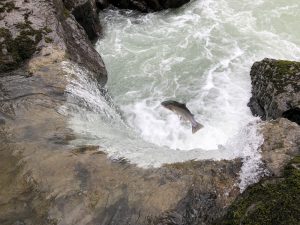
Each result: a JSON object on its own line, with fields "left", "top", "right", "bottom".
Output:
{"left": 192, "top": 122, "right": 203, "bottom": 134}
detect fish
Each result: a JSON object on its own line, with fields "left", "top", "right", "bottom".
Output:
{"left": 161, "top": 100, "right": 203, "bottom": 134}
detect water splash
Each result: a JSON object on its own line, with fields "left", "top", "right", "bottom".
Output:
{"left": 62, "top": 0, "right": 300, "bottom": 190}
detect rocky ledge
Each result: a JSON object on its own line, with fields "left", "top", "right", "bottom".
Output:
{"left": 0, "top": 1, "right": 300, "bottom": 225}
{"left": 217, "top": 58, "right": 300, "bottom": 225}
{"left": 217, "top": 155, "right": 300, "bottom": 225}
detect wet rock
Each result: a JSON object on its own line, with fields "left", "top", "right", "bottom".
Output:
{"left": 0, "top": 59, "right": 243, "bottom": 225}
{"left": 248, "top": 58, "right": 300, "bottom": 122}
{"left": 161, "top": 0, "right": 191, "bottom": 9}
{"left": 63, "top": 0, "right": 102, "bottom": 42}
{"left": 0, "top": 129, "right": 55, "bottom": 225}
{"left": 260, "top": 118, "right": 300, "bottom": 176}
{"left": 99, "top": 0, "right": 190, "bottom": 12}
{"left": 217, "top": 156, "right": 300, "bottom": 225}
{"left": 147, "top": 160, "right": 242, "bottom": 225}
{"left": 0, "top": 1, "right": 49, "bottom": 72}
{"left": 0, "top": 0, "right": 107, "bottom": 85}
{"left": 282, "top": 107, "right": 300, "bottom": 125}
{"left": 96, "top": 0, "right": 110, "bottom": 9}
{"left": 2, "top": 1, "right": 299, "bottom": 225}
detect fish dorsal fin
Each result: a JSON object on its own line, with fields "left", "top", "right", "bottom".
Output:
{"left": 181, "top": 103, "right": 189, "bottom": 110}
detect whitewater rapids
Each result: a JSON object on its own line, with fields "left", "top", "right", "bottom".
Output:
{"left": 62, "top": 0, "right": 300, "bottom": 189}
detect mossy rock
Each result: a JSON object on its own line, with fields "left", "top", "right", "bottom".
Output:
{"left": 218, "top": 156, "right": 300, "bottom": 225}
{"left": 0, "top": 21, "right": 51, "bottom": 72}
{"left": 266, "top": 60, "right": 300, "bottom": 93}
{"left": 275, "top": 60, "right": 300, "bottom": 77}
{"left": 0, "top": 1, "right": 18, "bottom": 13}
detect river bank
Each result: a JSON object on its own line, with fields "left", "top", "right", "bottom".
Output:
{"left": 0, "top": 0, "right": 299, "bottom": 224}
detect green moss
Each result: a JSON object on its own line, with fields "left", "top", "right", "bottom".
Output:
{"left": 218, "top": 156, "right": 300, "bottom": 225}
{"left": 0, "top": 1, "right": 18, "bottom": 13}
{"left": 164, "top": 160, "right": 200, "bottom": 171}
{"left": 0, "top": 17, "right": 52, "bottom": 72}
{"left": 72, "top": 145, "right": 100, "bottom": 154}
{"left": 275, "top": 60, "right": 300, "bottom": 76}
{"left": 45, "top": 37, "right": 53, "bottom": 43}
{"left": 43, "top": 27, "right": 53, "bottom": 34}
{"left": 63, "top": 7, "right": 71, "bottom": 18}
{"left": 266, "top": 60, "right": 300, "bottom": 93}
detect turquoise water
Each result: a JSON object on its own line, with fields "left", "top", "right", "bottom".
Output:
{"left": 95, "top": 0, "right": 300, "bottom": 150}
{"left": 64, "top": 0, "right": 299, "bottom": 188}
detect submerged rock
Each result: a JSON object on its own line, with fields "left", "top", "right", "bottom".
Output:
{"left": 248, "top": 58, "right": 300, "bottom": 123}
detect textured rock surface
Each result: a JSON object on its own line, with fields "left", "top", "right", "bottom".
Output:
{"left": 1, "top": 1, "right": 299, "bottom": 225}
{"left": 0, "top": 87, "right": 242, "bottom": 225}
{"left": 0, "top": 1, "right": 240, "bottom": 225}
{"left": 217, "top": 156, "right": 300, "bottom": 225}
{"left": 248, "top": 58, "right": 300, "bottom": 122}
{"left": 63, "top": 0, "right": 102, "bottom": 42}
{"left": 223, "top": 58, "right": 300, "bottom": 225}
{"left": 1, "top": 1, "right": 242, "bottom": 225}
{"left": 259, "top": 118, "right": 300, "bottom": 176}
{"left": 0, "top": 66, "right": 242, "bottom": 224}
{"left": 0, "top": 0, "right": 107, "bottom": 84}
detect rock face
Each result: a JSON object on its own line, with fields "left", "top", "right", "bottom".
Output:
{"left": 248, "top": 58, "right": 300, "bottom": 123}
{"left": 63, "top": 0, "right": 102, "bottom": 42}
{"left": 260, "top": 118, "right": 300, "bottom": 176}
{"left": 218, "top": 156, "right": 300, "bottom": 225}
{"left": 0, "top": 0, "right": 107, "bottom": 84}
{"left": 220, "top": 58, "right": 300, "bottom": 225}
{"left": 0, "top": 1, "right": 242, "bottom": 225}
{"left": 0, "top": 68, "right": 242, "bottom": 224}
{"left": 1, "top": 1, "right": 299, "bottom": 225}
{"left": 96, "top": 0, "right": 190, "bottom": 12}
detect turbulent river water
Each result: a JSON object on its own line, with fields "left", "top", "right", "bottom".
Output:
{"left": 63, "top": 0, "right": 300, "bottom": 188}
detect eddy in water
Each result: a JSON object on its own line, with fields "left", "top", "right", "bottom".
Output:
{"left": 161, "top": 100, "right": 203, "bottom": 134}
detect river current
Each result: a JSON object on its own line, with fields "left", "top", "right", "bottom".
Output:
{"left": 62, "top": 0, "right": 300, "bottom": 189}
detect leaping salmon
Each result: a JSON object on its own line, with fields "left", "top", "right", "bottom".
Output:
{"left": 161, "top": 100, "right": 203, "bottom": 134}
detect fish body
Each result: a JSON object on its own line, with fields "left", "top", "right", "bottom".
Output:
{"left": 161, "top": 100, "right": 203, "bottom": 133}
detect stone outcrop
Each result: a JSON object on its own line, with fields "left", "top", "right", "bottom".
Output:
{"left": 260, "top": 118, "right": 300, "bottom": 176}
{"left": 248, "top": 58, "right": 300, "bottom": 124}
{"left": 0, "top": 1, "right": 242, "bottom": 225}
{"left": 1, "top": 1, "right": 299, "bottom": 225}
{"left": 222, "top": 58, "right": 300, "bottom": 225}
{"left": 63, "top": 0, "right": 102, "bottom": 42}
{"left": 217, "top": 156, "right": 300, "bottom": 225}
{"left": 0, "top": 0, "right": 107, "bottom": 84}
{"left": 0, "top": 67, "right": 242, "bottom": 224}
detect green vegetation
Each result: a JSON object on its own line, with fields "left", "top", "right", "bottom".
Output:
{"left": 45, "top": 37, "right": 53, "bottom": 43}
{"left": 265, "top": 60, "right": 300, "bottom": 93}
{"left": 275, "top": 60, "right": 300, "bottom": 76}
{"left": 0, "top": 15, "right": 53, "bottom": 72}
{"left": 0, "top": 1, "right": 18, "bottom": 13}
{"left": 164, "top": 160, "right": 201, "bottom": 171}
{"left": 0, "top": 25, "right": 42, "bottom": 72}
{"left": 63, "top": 7, "right": 71, "bottom": 18}
{"left": 219, "top": 156, "right": 300, "bottom": 225}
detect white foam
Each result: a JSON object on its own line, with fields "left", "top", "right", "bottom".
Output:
{"left": 225, "top": 120, "right": 265, "bottom": 191}
{"left": 62, "top": 0, "right": 300, "bottom": 190}
{"left": 62, "top": 60, "right": 266, "bottom": 190}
